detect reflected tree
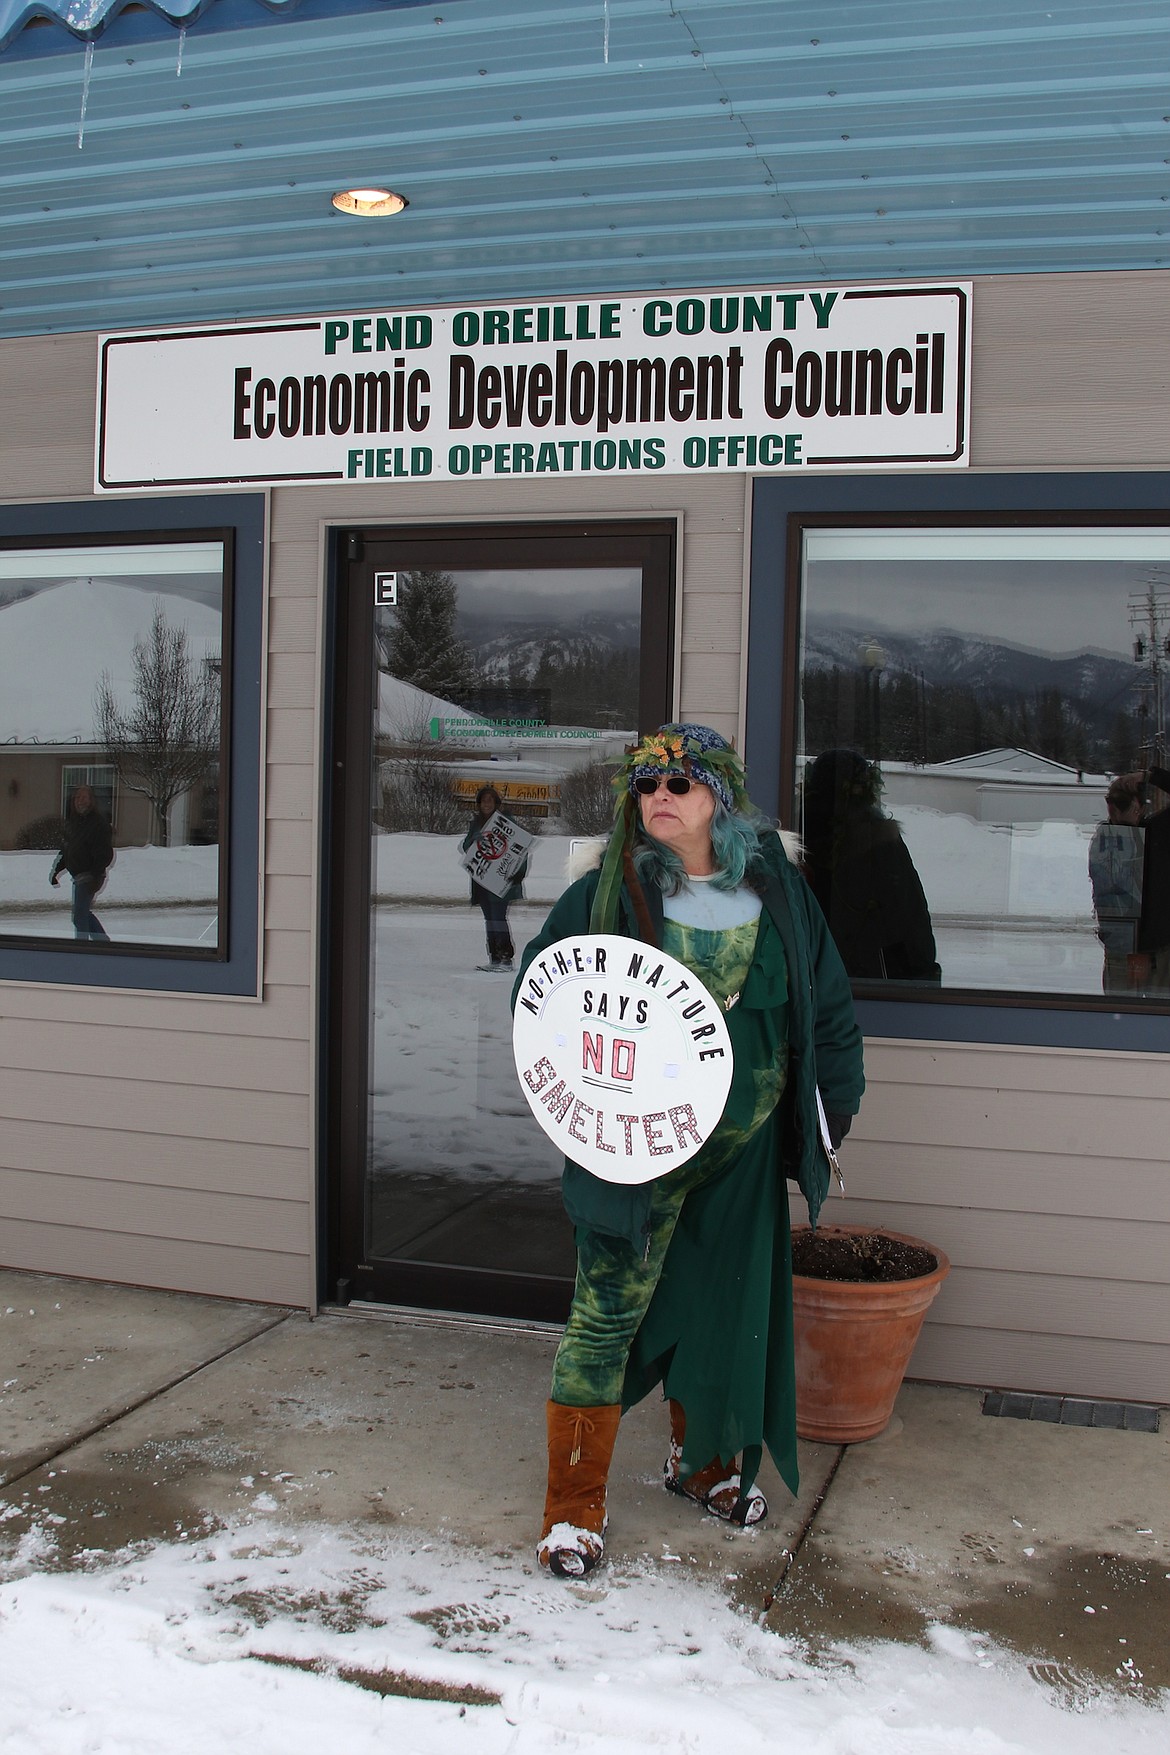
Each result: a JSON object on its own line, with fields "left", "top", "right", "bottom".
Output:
{"left": 377, "top": 698, "right": 463, "bottom": 833}
{"left": 383, "top": 570, "right": 478, "bottom": 702}
{"left": 530, "top": 642, "right": 639, "bottom": 730}
{"left": 95, "top": 603, "right": 221, "bottom": 848}
{"left": 559, "top": 756, "right": 621, "bottom": 833}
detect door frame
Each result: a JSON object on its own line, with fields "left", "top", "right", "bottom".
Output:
{"left": 320, "top": 518, "right": 677, "bottom": 1316}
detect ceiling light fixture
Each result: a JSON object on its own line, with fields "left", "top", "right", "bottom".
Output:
{"left": 331, "top": 187, "right": 409, "bottom": 217}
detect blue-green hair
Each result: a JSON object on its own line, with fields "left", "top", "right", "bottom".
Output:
{"left": 632, "top": 802, "right": 772, "bottom": 895}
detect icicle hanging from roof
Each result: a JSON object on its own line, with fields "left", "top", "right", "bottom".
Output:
{"left": 77, "top": 38, "right": 94, "bottom": 149}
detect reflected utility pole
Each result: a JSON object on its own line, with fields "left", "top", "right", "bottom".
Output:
{"left": 1129, "top": 575, "right": 1170, "bottom": 766}
{"left": 859, "top": 638, "right": 886, "bottom": 766}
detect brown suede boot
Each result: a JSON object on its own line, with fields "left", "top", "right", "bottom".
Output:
{"left": 663, "top": 1399, "right": 767, "bottom": 1527}
{"left": 537, "top": 1401, "right": 622, "bottom": 1578}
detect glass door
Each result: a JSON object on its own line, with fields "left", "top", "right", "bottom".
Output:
{"left": 327, "top": 522, "right": 675, "bottom": 1317}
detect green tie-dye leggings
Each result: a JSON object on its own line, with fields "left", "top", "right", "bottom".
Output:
{"left": 551, "top": 913, "right": 785, "bottom": 1408}
{"left": 551, "top": 1144, "right": 733, "bottom": 1407}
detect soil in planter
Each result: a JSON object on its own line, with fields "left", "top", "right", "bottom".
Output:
{"left": 791, "top": 1231, "right": 937, "bottom": 1283}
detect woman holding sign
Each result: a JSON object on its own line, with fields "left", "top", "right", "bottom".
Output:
{"left": 462, "top": 784, "right": 529, "bottom": 972}
{"left": 513, "top": 725, "right": 864, "bottom": 1578}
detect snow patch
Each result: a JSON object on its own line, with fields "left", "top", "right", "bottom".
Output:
{"left": 0, "top": 1519, "right": 1164, "bottom": 1754}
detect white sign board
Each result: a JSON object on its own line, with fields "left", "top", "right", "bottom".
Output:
{"left": 96, "top": 282, "right": 970, "bottom": 490}
{"left": 512, "top": 934, "right": 734, "bottom": 1184}
{"left": 459, "top": 811, "right": 534, "bottom": 898}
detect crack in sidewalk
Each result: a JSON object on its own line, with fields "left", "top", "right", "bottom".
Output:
{"left": 0, "top": 1311, "right": 292, "bottom": 1493}
{"left": 760, "top": 1444, "right": 846, "bottom": 1614}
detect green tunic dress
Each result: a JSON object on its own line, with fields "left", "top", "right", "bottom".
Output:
{"left": 515, "top": 835, "right": 864, "bottom": 1504}
{"left": 550, "top": 907, "right": 798, "bottom": 1499}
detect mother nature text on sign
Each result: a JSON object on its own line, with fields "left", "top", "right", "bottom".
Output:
{"left": 511, "top": 933, "right": 734, "bottom": 1185}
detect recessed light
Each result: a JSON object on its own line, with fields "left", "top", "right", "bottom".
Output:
{"left": 331, "top": 187, "right": 409, "bottom": 217}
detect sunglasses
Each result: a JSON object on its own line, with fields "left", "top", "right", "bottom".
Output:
{"left": 633, "top": 774, "right": 694, "bottom": 796}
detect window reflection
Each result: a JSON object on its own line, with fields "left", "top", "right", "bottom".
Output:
{"left": 798, "top": 527, "right": 1170, "bottom": 999}
{"left": 366, "top": 564, "right": 642, "bottom": 1272}
{"left": 0, "top": 539, "right": 225, "bottom": 951}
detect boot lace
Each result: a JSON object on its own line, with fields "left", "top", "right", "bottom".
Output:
{"left": 568, "top": 1410, "right": 596, "bottom": 1467}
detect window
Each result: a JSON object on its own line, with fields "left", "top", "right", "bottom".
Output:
{"left": 747, "top": 473, "right": 1170, "bottom": 1051}
{"left": 0, "top": 536, "right": 227, "bottom": 954}
{"left": 0, "top": 497, "right": 264, "bottom": 996}
{"left": 796, "top": 524, "right": 1169, "bottom": 1003}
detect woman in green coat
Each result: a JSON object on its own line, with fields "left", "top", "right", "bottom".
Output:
{"left": 513, "top": 724, "right": 864, "bottom": 1578}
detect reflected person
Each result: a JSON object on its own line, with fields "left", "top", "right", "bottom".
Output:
{"left": 800, "top": 749, "right": 940, "bottom": 982}
{"left": 1131, "top": 765, "right": 1170, "bottom": 994}
{"left": 462, "top": 784, "right": 527, "bottom": 972}
{"left": 1088, "top": 775, "right": 1145, "bottom": 992}
{"left": 50, "top": 784, "right": 113, "bottom": 942}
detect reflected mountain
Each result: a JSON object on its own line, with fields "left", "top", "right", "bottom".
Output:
{"left": 806, "top": 619, "right": 1140, "bottom": 713}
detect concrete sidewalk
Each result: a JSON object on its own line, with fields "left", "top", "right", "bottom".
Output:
{"left": 1, "top": 1268, "right": 1166, "bottom": 1704}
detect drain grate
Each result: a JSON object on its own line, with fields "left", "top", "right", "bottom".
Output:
{"left": 981, "top": 1391, "right": 1161, "bottom": 1432}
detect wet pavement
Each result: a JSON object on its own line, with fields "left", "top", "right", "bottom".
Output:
{"left": 1, "top": 1268, "right": 1166, "bottom": 1706}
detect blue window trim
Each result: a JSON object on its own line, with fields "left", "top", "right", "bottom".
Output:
{"left": 0, "top": 493, "right": 264, "bottom": 996}
{"left": 747, "top": 469, "right": 1170, "bottom": 1053}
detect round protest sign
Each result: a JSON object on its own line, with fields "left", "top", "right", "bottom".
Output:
{"left": 512, "top": 933, "right": 734, "bottom": 1185}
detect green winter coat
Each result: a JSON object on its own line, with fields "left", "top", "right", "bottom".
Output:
{"left": 513, "top": 830, "right": 863, "bottom": 1250}
{"left": 512, "top": 832, "right": 864, "bottom": 1497}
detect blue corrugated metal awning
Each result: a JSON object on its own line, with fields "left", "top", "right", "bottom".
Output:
{"left": 0, "top": 0, "right": 1168, "bottom": 340}
{"left": 0, "top": 0, "right": 435, "bottom": 54}
{"left": 0, "top": 0, "right": 265, "bottom": 52}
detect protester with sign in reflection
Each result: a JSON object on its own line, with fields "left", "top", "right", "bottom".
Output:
{"left": 1122, "top": 765, "right": 1170, "bottom": 994}
{"left": 50, "top": 785, "right": 113, "bottom": 943}
{"left": 461, "top": 785, "right": 529, "bottom": 972}
{"left": 1089, "top": 774, "right": 1146, "bottom": 992}
{"left": 512, "top": 725, "right": 864, "bottom": 1578}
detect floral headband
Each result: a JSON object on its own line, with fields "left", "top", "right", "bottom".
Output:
{"left": 589, "top": 724, "right": 751, "bottom": 933}
{"left": 618, "top": 724, "right": 748, "bottom": 814}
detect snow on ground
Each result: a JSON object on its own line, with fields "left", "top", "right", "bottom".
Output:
{"left": 370, "top": 902, "right": 559, "bottom": 1186}
{"left": 0, "top": 844, "right": 219, "bottom": 908}
{"left": 374, "top": 830, "right": 575, "bottom": 903}
{"left": 0, "top": 1517, "right": 1164, "bottom": 1755}
{"left": 0, "top": 846, "right": 220, "bottom": 945}
{"left": 2, "top": 906, "right": 218, "bottom": 948}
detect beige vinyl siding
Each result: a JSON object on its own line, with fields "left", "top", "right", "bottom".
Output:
{"left": 0, "top": 1219, "right": 302, "bottom": 1305}
{"left": 0, "top": 333, "right": 95, "bottom": 500}
{"left": 1, "top": 272, "right": 1169, "bottom": 1401}
{"left": 970, "top": 271, "right": 1170, "bottom": 467}
{"left": 1, "top": 1117, "right": 307, "bottom": 1198}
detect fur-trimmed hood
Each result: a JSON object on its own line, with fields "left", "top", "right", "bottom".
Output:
{"left": 565, "top": 824, "right": 801, "bottom": 883}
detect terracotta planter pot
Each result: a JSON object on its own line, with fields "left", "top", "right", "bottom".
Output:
{"left": 791, "top": 1223, "right": 951, "bottom": 1444}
